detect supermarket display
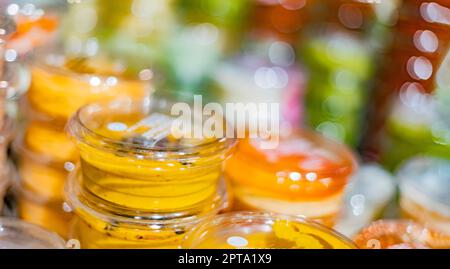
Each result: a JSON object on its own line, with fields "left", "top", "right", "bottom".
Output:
{"left": 0, "top": 0, "right": 448, "bottom": 251}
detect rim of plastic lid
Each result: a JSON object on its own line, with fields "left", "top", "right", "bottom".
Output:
{"left": 67, "top": 96, "right": 236, "bottom": 158}
{"left": 0, "top": 217, "right": 66, "bottom": 249}
{"left": 182, "top": 211, "right": 357, "bottom": 249}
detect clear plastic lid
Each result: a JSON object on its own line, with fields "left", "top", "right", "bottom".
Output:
{"left": 67, "top": 96, "right": 236, "bottom": 162}
{"left": 182, "top": 211, "right": 356, "bottom": 249}
{"left": 238, "top": 128, "right": 355, "bottom": 177}
{"left": 226, "top": 128, "right": 356, "bottom": 198}
{"left": 398, "top": 157, "right": 450, "bottom": 217}
{"left": 31, "top": 42, "right": 154, "bottom": 82}
{"left": 27, "top": 45, "right": 152, "bottom": 121}
{"left": 335, "top": 164, "right": 396, "bottom": 237}
{"left": 0, "top": 217, "right": 65, "bottom": 249}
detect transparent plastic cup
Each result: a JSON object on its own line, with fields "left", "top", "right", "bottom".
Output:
{"left": 14, "top": 138, "right": 71, "bottom": 201}
{"left": 226, "top": 128, "right": 357, "bottom": 226}
{"left": 20, "top": 117, "right": 78, "bottom": 163}
{"left": 27, "top": 48, "right": 151, "bottom": 122}
{"left": 67, "top": 97, "right": 235, "bottom": 212}
{"left": 0, "top": 217, "right": 66, "bottom": 249}
{"left": 398, "top": 157, "right": 450, "bottom": 237}
{"left": 182, "top": 211, "right": 356, "bottom": 249}
{"left": 16, "top": 186, "right": 72, "bottom": 240}
{"left": 65, "top": 166, "right": 229, "bottom": 249}
{"left": 335, "top": 164, "right": 396, "bottom": 237}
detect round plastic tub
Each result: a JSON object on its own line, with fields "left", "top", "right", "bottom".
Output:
{"left": 182, "top": 211, "right": 356, "bottom": 249}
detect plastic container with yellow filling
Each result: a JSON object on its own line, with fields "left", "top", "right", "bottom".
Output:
{"left": 27, "top": 49, "right": 151, "bottom": 122}
{"left": 182, "top": 211, "right": 356, "bottom": 249}
{"left": 66, "top": 166, "right": 229, "bottom": 249}
{"left": 0, "top": 217, "right": 66, "bottom": 249}
{"left": 14, "top": 140, "right": 71, "bottom": 201}
{"left": 354, "top": 220, "right": 450, "bottom": 249}
{"left": 398, "top": 157, "right": 450, "bottom": 237}
{"left": 225, "top": 128, "right": 357, "bottom": 226}
{"left": 21, "top": 117, "right": 78, "bottom": 163}
{"left": 67, "top": 97, "right": 235, "bottom": 212}
{"left": 16, "top": 185, "right": 72, "bottom": 240}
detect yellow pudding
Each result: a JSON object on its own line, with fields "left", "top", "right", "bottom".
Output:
{"left": 22, "top": 118, "right": 77, "bottom": 163}
{"left": 17, "top": 186, "right": 72, "bottom": 240}
{"left": 398, "top": 157, "right": 450, "bottom": 239}
{"left": 66, "top": 167, "right": 228, "bottom": 249}
{"left": 67, "top": 97, "right": 235, "bottom": 212}
{"left": 225, "top": 129, "right": 356, "bottom": 226}
{"left": 182, "top": 212, "right": 356, "bottom": 249}
{"left": 15, "top": 143, "right": 69, "bottom": 201}
{"left": 28, "top": 52, "right": 151, "bottom": 121}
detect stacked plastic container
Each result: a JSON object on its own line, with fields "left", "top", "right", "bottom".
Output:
{"left": 14, "top": 47, "right": 150, "bottom": 238}
{"left": 64, "top": 97, "right": 235, "bottom": 248}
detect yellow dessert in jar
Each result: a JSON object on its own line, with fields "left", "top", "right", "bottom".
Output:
{"left": 28, "top": 51, "right": 151, "bottom": 122}
{"left": 67, "top": 97, "right": 235, "bottom": 212}
{"left": 225, "top": 128, "right": 357, "bottom": 226}
{"left": 13, "top": 141, "right": 72, "bottom": 239}
{"left": 14, "top": 141, "right": 70, "bottom": 201}
{"left": 22, "top": 117, "right": 77, "bottom": 163}
{"left": 182, "top": 212, "right": 356, "bottom": 249}
{"left": 17, "top": 185, "right": 72, "bottom": 240}
{"left": 66, "top": 166, "right": 229, "bottom": 249}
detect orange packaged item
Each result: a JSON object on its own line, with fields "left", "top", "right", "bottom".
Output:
{"left": 225, "top": 128, "right": 356, "bottom": 226}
